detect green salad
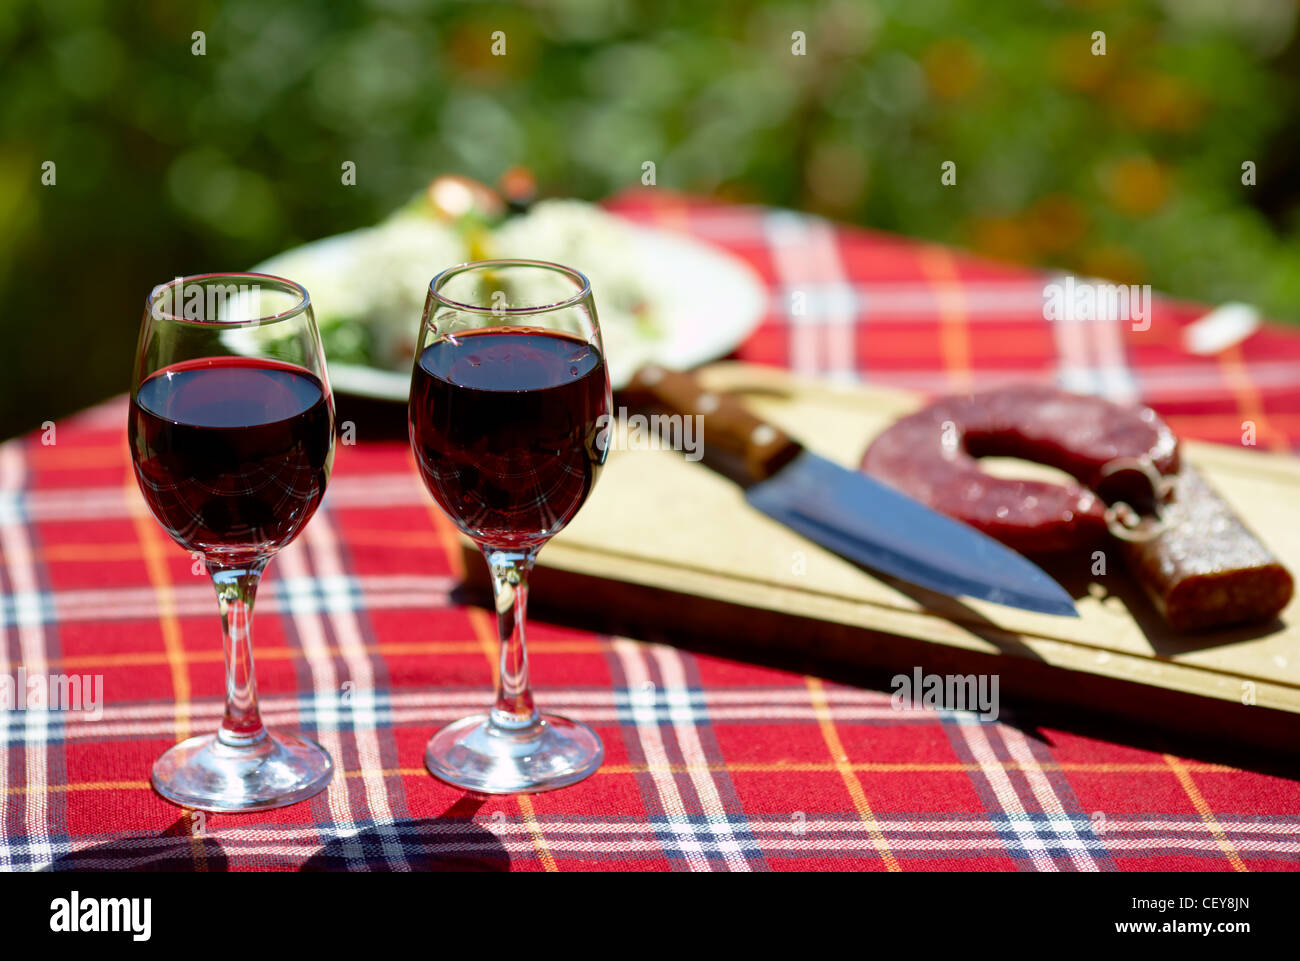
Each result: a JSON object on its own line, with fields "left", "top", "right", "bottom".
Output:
{"left": 259, "top": 179, "right": 662, "bottom": 376}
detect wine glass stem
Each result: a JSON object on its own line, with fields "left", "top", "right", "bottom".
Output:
{"left": 483, "top": 547, "right": 541, "bottom": 736}
{"left": 210, "top": 560, "right": 270, "bottom": 748}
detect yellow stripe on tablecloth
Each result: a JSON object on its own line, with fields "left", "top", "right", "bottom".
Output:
{"left": 1217, "top": 343, "right": 1288, "bottom": 452}
{"left": 466, "top": 608, "right": 500, "bottom": 686}
{"left": 121, "top": 470, "right": 191, "bottom": 741}
{"left": 601, "top": 760, "right": 1239, "bottom": 775}
{"left": 423, "top": 508, "right": 468, "bottom": 581}
{"left": 7, "top": 780, "right": 153, "bottom": 793}
{"left": 411, "top": 457, "right": 501, "bottom": 680}
{"left": 515, "top": 794, "right": 559, "bottom": 872}
{"left": 1163, "top": 754, "right": 1249, "bottom": 872}
{"left": 805, "top": 676, "right": 901, "bottom": 871}
{"left": 120, "top": 451, "right": 209, "bottom": 869}
{"left": 916, "top": 245, "right": 973, "bottom": 393}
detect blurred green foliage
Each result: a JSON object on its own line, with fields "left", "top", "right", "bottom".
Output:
{"left": 3, "top": 0, "right": 1300, "bottom": 438}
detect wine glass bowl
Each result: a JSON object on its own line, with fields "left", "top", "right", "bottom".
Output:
{"left": 409, "top": 260, "right": 612, "bottom": 793}
{"left": 128, "top": 273, "right": 336, "bottom": 812}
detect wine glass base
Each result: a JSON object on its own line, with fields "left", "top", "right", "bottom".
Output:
{"left": 425, "top": 714, "right": 603, "bottom": 795}
{"left": 151, "top": 731, "right": 333, "bottom": 813}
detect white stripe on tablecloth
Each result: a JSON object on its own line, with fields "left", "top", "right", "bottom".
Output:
{"left": 5, "top": 686, "right": 917, "bottom": 741}
{"left": 274, "top": 540, "right": 366, "bottom": 866}
{"left": 764, "top": 211, "right": 856, "bottom": 382}
{"left": 0, "top": 680, "right": 1020, "bottom": 743}
{"left": 808, "top": 220, "right": 856, "bottom": 383}
{"left": 999, "top": 726, "right": 1101, "bottom": 872}
{"left": 1049, "top": 300, "right": 1097, "bottom": 396}
{"left": 853, "top": 283, "right": 1048, "bottom": 316}
{"left": 14, "top": 813, "right": 1300, "bottom": 844}
{"left": 303, "top": 514, "right": 409, "bottom": 871}
{"left": 650, "top": 645, "right": 751, "bottom": 871}
{"left": 0, "top": 445, "right": 51, "bottom": 869}
{"left": 0, "top": 448, "right": 11, "bottom": 869}
{"left": 1046, "top": 274, "right": 1141, "bottom": 402}
{"left": 18, "top": 686, "right": 898, "bottom": 722}
{"left": 1, "top": 575, "right": 456, "bottom": 628}
{"left": 1090, "top": 304, "right": 1141, "bottom": 404}
{"left": 1, "top": 702, "right": 980, "bottom": 742}
{"left": 613, "top": 638, "right": 711, "bottom": 871}
{"left": 953, "top": 715, "right": 1060, "bottom": 872}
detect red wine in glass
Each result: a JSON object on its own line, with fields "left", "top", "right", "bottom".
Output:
{"left": 130, "top": 272, "right": 336, "bottom": 813}
{"left": 409, "top": 327, "right": 609, "bottom": 548}
{"left": 130, "top": 356, "right": 333, "bottom": 561}
{"left": 409, "top": 259, "right": 613, "bottom": 794}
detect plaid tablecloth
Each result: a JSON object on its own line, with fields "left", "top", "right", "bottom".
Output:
{"left": 3, "top": 190, "right": 1299, "bottom": 872}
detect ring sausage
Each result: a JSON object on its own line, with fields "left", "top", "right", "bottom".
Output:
{"left": 861, "top": 385, "right": 1179, "bottom": 554}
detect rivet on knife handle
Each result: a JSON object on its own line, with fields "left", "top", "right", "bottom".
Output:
{"left": 627, "top": 366, "right": 803, "bottom": 483}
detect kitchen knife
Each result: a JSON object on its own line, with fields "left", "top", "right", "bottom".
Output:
{"left": 624, "top": 366, "right": 1078, "bottom": 617}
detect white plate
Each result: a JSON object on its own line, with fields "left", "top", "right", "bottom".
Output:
{"left": 250, "top": 223, "right": 768, "bottom": 399}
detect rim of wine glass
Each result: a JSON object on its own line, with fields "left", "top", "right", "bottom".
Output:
{"left": 145, "top": 271, "right": 312, "bottom": 327}
{"left": 428, "top": 259, "right": 593, "bottom": 316}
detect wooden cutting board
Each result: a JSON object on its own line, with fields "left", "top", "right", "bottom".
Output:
{"left": 464, "top": 363, "right": 1300, "bottom": 759}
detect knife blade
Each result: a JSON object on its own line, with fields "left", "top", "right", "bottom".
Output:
{"left": 625, "top": 366, "right": 1077, "bottom": 617}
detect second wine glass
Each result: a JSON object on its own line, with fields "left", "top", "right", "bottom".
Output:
{"left": 409, "top": 260, "right": 612, "bottom": 793}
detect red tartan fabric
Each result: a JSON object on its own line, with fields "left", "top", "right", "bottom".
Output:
{"left": 2, "top": 190, "right": 1299, "bottom": 872}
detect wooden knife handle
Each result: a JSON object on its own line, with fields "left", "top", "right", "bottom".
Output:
{"left": 625, "top": 365, "right": 803, "bottom": 484}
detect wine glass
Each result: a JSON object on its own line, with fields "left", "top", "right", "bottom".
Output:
{"left": 128, "top": 272, "right": 336, "bottom": 811}
{"left": 409, "top": 260, "right": 612, "bottom": 793}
